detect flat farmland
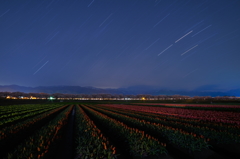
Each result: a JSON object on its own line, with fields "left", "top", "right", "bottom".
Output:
{"left": 0, "top": 102, "right": 239, "bottom": 159}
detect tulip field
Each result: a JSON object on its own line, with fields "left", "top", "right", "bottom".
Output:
{"left": 0, "top": 102, "right": 240, "bottom": 159}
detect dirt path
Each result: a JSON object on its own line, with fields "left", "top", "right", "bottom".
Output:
{"left": 61, "top": 105, "right": 76, "bottom": 159}
{"left": 45, "top": 106, "right": 76, "bottom": 159}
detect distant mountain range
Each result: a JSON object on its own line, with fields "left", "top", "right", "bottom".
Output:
{"left": 0, "top": 85, "right": 239, "bottom": 97}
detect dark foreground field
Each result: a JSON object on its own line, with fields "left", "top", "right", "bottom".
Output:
{"left": 0, "top": 100, "right": 240, "bottom": 159}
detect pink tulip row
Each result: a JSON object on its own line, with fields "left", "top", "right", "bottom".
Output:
{"left": 135, "top": 103, "right": 240, "bottom": 108}
{"left": 99, "top": 104, "right": 240, "bottom": 125}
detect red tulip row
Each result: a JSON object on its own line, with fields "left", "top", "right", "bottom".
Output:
{"left": 86, "top": 105, "right": 209, "bottom": 152}
{"left": 81, "top": 105, "right": 167, "bottom": 158}
{"left": 93, "top": 104, "right": 240, "bottom": 144}
{"left": 5, "top": 105, "right": 73, "bottom": 159}
{"left": 99, "top": 104, "right": 240, "bottom": 125}
{"left": 74, "top": 105, "right": 117, "bottom": 159}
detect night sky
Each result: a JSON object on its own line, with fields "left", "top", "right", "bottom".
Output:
{"left": 1, "top": 0, "right": 240, "bottom": 91}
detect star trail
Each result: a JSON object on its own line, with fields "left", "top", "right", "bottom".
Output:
{"left": 0, "top": 0, "right": 240, "bottom": 92}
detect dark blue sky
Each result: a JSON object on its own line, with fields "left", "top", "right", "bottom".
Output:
{"left": 1, "top": 0, "right": 240, "bottom": 91}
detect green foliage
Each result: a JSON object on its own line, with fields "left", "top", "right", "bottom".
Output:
{"left": 5, "top": 105, "right": 72, "bottom": 159}
{"left": 82, "top": 105, "right": 167, "bottom": 158}
{"left": 74, "top": 106, "right": 117, "bottom": 159}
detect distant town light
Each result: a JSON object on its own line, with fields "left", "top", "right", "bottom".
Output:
{"left": 49, "top": 96, "right": 55, "bottom": 100}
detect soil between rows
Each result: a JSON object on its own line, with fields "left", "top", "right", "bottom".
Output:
{"left": 44, "top": 106, "right": 75, "bottom": 159}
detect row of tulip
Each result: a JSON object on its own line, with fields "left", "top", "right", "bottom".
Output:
{"left": 74, "top": 105, "right": 117, "bottom": 159}
{"left": 0, "top": 104, "right": 59, "bottom": 117}
{"left": 95, "top": 105, "right": 240, "bottom": 144}
{"left": 0, "top": 104, "right": 67, "bottom": 150}
{"left": 0, "top": 104, "right": 64, "bottom": 127}
{"left": 81, "top": 105, "right": 167, "bottom": 158}
{"left": 100, "top": 104, "right": 240, "bottom": 134}
{"left": 132, "top": 103, "right": 240, "bottom": 114}
{"left": 87, "top": 105, "right": 210, "bottom": 152}
{"left": 5, "top": 105, "right": 73, "bottom": 159}
{"left": 99, "top": 104, "right": 240, "bottom": 125}
{"left": 136, "top": 103, "right": 240, "bottom": 108}
{"left": 0, "top": 104, "right": 40, "bottom": 115}
{"left": 100, "top": 104, "right": 202, "bottom": 125}
{"left": 103, "top": 104, "right": 240, "bottom": 130}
